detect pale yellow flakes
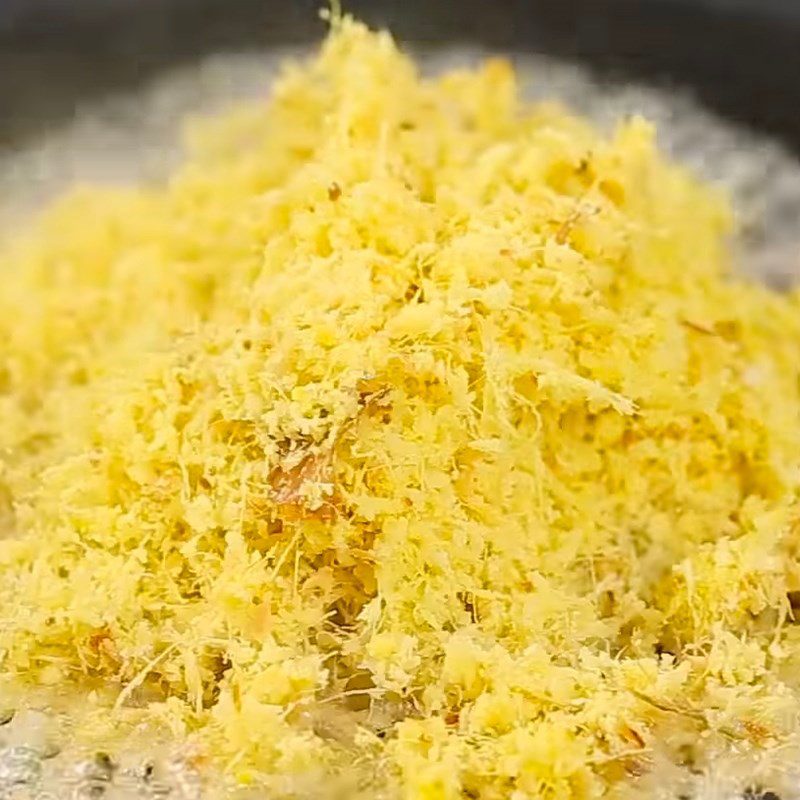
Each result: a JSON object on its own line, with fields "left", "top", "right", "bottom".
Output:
{"left": 363, "top": 632, "right": 421, "bottom": 694}
{"left": 0, "top": 12, "right": 800, "bottom": 800}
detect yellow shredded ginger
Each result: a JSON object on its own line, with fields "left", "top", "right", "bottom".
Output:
{"left": 2, "top": 14, "right": 800, "bottom": 799}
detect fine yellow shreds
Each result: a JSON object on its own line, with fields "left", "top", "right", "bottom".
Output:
{"left": 2, "top": 15, "right": 800, "bottom": 799}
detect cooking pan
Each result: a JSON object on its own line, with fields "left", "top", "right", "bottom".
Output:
{"left": 1, "top": 0, "right": 800, "bottom": 153}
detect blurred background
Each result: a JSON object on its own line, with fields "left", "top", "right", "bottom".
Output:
{"left": 1, "top": 0, "right": 800, "bottom": 150}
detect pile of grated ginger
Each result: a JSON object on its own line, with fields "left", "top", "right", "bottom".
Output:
{"left": 2, "top": 14, "right": 800, "bottom": 800}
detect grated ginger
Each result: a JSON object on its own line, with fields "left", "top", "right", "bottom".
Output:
{"left": 1, "top": 14, "right": 800, "bottom": 799}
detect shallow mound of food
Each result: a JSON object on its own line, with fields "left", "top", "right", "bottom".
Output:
{"left": 1, "top": 14, "right": 800, "bottom": 799}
